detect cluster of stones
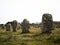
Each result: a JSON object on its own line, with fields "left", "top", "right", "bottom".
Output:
{"left": 0, "top": 19, "right": 30, "bottom": 33}
{"left": 0, "top": 13, "right": 55, "bottom": 34}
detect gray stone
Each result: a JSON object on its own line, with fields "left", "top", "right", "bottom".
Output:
{"left": 42, "top": 13, "right": 53, "bottom": 33}
{"left": 21, "top": 19, "right": 30, "bottom": 33}
{"left": 11, "top": 20, "right": 18, "bottom": 32}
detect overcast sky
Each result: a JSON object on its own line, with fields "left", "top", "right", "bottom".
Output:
{"left": 0, "top": 0, "right": 60, "bottom": 24}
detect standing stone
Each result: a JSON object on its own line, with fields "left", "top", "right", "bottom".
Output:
{"left": 21, "top": 19, "right": 30, "bottom": 33}
{"left": 42, "top": 13, "right": 53, "bottom": 33}
{"left": 5, "top": 23, "right": 11, "bottom": 31}
{"left": 0, "top": 24, "right": 5, "bottom": 29}
{"left": 11, "top": 20, "right": 17, "bottom": 32}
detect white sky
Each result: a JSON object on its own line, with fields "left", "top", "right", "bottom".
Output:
{"left": 0, "top": 0, "right": 60, "bottom": 24}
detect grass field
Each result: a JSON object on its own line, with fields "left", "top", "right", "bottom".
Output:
{"left": 0, "top": 26, "right": 60, "bottom": 45}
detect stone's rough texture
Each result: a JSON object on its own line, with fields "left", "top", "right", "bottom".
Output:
{"left": 11, "top": 20, "right": 18, "bottom": 32}
{"left": 42, "top": 13, "right": 53, "bottom": 33}
{"left": 21, "top": 19, "right": 30, "bottom": 33}
{"left": 5, "top": 23, "right": 11, "bottom": 31}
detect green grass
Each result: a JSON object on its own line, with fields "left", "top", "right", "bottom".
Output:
{"left": 0, "top": 27, "right": 60, "bottom": 45}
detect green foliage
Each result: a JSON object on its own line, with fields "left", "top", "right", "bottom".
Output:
{"left": 0, "top": 28, "right": 60, "bottom": 45}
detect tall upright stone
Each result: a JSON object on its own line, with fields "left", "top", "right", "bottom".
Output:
{"left": 21, "top": 19, "right": 30, "bottom": 33}
{"left": 5, "top": 22, "right": 11, "bottom": 31}
{"left": 11, "top": 20, "right": 17, "bottom": 32}
{"left": 42, "top": 13, "right": 54, "bottom": 33}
